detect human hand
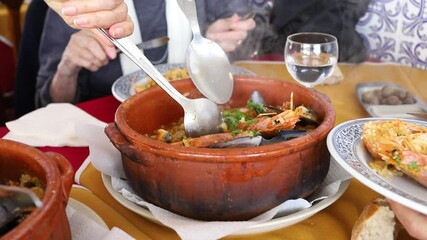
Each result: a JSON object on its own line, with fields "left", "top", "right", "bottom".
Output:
{"left": 44, "top": 0, "right": 133, "bottom": 38}
{"left": 388, "top": 199, "right": 427, "bottom": 240}
{"left": 205, "top": 13, "right": 256, "bottom": 52}
{"left": 58, "top": 30, "right": 116, "bottom": 75}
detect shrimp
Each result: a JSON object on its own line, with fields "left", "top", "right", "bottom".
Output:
{"left": 362, "top": 120, "right": 427, "bottom": 187}
{"left": 242, "top": 109, "right": 301, "bottom": 137}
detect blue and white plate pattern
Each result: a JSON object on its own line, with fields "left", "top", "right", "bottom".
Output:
{"left": 327, "top": 117, "right": 427, "bottom": 215}
{"left": 112, "top": 63, "right": 256, "bottom": 102}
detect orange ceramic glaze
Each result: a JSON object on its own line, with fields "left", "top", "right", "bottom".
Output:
{"left": 0, "top": 139, "right": 74, "bottom": 240}
{"left": 105, "top": 76, "right": 336, "bottom": 221}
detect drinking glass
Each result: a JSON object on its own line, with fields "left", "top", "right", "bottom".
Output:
{"left": 284, "top": 32, "right": 339, "bottom": 88}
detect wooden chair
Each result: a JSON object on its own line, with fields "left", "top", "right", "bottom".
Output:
{"left": 0, "top": 35, "right": 15, "bottom": 125}
{"left": 13, "top": 0, "right": 48, "bottom": 118}
{"left": 0, "top": 0, "right": 24, "bottom": 58}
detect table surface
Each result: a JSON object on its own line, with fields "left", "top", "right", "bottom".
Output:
{"left": 2, "top": 61, "right": 424, "bottom": 240}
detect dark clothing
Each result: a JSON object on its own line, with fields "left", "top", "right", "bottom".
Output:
{"left": 36, "top": 0, "right": 247, "bottom": 107}
{"left": 263, "top": 0, "right": 371, "bottom": 62}
{"left": 13, "top": 0, "right": 48, "bottom": 117}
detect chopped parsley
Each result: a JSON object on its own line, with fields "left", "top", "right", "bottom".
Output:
{"left": 408, "top": 161, "right": 420, "bottom": 171}
{"left": 391, "top": 149, "right": 401, "bottom": 164}
{"left": 222, "top": 110, "right": 251, "bottom": 131}
{"left": 247, "top": 100, "right": 265, "bottom": 114}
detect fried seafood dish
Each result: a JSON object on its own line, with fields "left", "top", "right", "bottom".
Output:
{"left": 133, "top": 67, "right": 189, "bottom": 93}
{"left": 362, "top": 119, "right": 427, "bottom": 187}
{"left": 150, "top": 93, "right": 320, "bottom": 148}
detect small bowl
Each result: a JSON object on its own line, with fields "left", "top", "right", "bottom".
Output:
{"left": 105, "top": 75, "right": 336, "bottom": 221}
{"left": 0, "top": 139, "right": 74, "bottom": 239}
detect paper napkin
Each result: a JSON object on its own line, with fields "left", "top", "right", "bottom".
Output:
{"left": 3, "top": 103, "right": 106, "bottom": 147}
{"left": 75, "top": 123, "right": 126, "bottom": 179}
{"left": 66, "top": 198, "right": 135, "bottom": 240}
{"left": 110, "top": 160, "right": 351, "bottom": 240}
{"left": 320, "top": 66, "right": 344, "bottom": 85}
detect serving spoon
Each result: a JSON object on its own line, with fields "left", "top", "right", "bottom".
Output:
{"left": 0, "top": 185, "right": 42, "bottom": 229}
{"left": 98, "top": 29, "right": 221, "bottom": 137}
{"left": 176, "top": 0, "right": 234, "bottom": 104}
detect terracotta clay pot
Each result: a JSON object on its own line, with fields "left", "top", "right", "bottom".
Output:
{"left": 105, "top": 76, "right": 336, "bottom": 221}
{"left": 0, "top": 139, "right": 74, "bottom": 240}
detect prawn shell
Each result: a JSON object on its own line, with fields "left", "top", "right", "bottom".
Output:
{"left": 362, "top": 119, "right": 427, "bottom": 187}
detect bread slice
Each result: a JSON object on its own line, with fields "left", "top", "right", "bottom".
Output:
{"left": 351, "top": 198, "right": 398, "bottom": 240}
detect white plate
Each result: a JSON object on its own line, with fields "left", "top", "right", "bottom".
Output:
{"left": 101, "top": 173, "right": 350, "bottom": 235}
{"left": 327, "top": 117, "right": 427, "bottom": 215}
{"left": 356, "top": 82, "right": 427, "bottom": 119}
{"left": 111, "top": 63, "right": 256, "bottom": 102}
{"left": 67, "top": 198, "right": 108, "bottom": 228}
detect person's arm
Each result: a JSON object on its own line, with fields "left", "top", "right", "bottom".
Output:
{"left": 50, "top": 30, "right": 115, "bottom": 102}
{"left": 388, "top": 199, "right": 427, "bottom": 240}
{"left": 36, "top": 10, "right": 114, "bottom": 106}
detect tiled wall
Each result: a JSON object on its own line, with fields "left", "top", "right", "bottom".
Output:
{"left": 356, "top": 0, "right": 427, "bottom": 69}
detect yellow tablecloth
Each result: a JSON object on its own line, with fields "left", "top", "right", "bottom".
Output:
{"left": 71, "top": 61, "right": 424, "bottom": 240}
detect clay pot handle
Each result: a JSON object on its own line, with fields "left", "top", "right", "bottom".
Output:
{"left": 45, "top": 152, "right": 74, "bottom": 200}
{"left": 104, "top": 122, "right": 140, "bottom": 162}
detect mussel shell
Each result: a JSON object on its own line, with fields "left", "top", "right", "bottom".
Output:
{"left": 208, "top": 130, "right": 307, "bottom": 148}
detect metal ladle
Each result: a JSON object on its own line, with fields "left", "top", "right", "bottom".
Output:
{"left": 0, "top": 185, "right": 42, "bottom": 229}
{"left": 98, "top": 29, "right": 221, "bottom": 137}
{"left": 177, "top": 0, "right": 234, "bottom": 104}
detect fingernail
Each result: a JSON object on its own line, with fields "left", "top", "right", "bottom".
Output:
{"left": 73, "top": 17, "right": 88, "bottom": 26}
{"left": 112, "top": 28, "right": 124, "bottom": 38}
{"left": 61, "top": 6, "right": 77, "bottom": 16}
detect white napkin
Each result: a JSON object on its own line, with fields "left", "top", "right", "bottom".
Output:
{"left": 75, "top": 123, "right": 126, "bottom": 180}
{"left": 3, "top": 103, "right": 106, "bottom": 147}
{"left": 75, "top": 123, "right": 353, "bottom": 240}
{"left": 66, "top": 194, "right": 135, "bottom": 240}
{"left": 320, "top": 66, "right": 344, "bottom": 85}
{"left": 111, "top": 160, "right": 351, "bottom": 240}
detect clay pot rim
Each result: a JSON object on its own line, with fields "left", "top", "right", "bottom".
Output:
{"left": 114, "top": 76, "right": 336, "bottom": 162}
{"left": 0, "top": 139, "right": 69, "bottom": 238}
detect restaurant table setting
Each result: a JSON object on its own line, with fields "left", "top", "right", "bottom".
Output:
{"left": 1, "top": 61, "right": 426, "bottom": 239}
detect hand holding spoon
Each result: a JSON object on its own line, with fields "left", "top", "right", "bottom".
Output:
{"left": 98, "top": 29, "right": 222, "bottom": 137}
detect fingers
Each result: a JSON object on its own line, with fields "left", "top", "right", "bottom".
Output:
{"left": 206, "top": 30, "right": 248, "bottom": 52}
{"left": 387, "top": 199, "right": 427, "bottom": 240}
{"left": 62, "top": 31, "right": 111, "bottom": 73}
{"left": 61, "top": 0, "right": 124, "bottom": 16}
{"left": 47, "top": 0, "right": 134, "bottom": 38}
{"left": 205, "top": 14, "right": 256, "bottom": 52}
{"left": 230, "top": 17, "right": 256, "bottom": 32}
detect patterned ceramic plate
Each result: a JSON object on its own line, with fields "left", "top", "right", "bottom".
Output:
{"left": 112, "top": 63, "right": 256, "bottom": 102}
{"left": 327, "top": 117, "right": 427, "bottom": 215}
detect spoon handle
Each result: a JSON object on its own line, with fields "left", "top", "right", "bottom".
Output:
{"left": 176, "top": 0, "right": 201, "bottom": 36}
{"left": 97, "top": 28, "right": 188, "bottom": 105}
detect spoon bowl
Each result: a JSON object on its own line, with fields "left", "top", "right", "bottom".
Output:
{"left": 0, "top": 185, "right": 42, "bottom": 230}
{"left": 98, "top": 29, "right": 221, "bottom": 137}
{"left": 182, "top": 97, "right": 222, "bottom": 137}
{"left": 177, "top": 0, "right": 234, "bottom": 104}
